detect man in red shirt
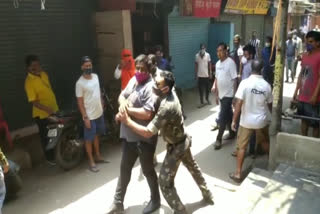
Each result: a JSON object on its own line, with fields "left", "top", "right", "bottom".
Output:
{"left": 293, "top": 31, "right": 320, "bottom": 137}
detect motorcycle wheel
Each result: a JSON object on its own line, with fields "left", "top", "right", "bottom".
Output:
{"left": 55, "top": 128, "right": 84, "bottom": 170}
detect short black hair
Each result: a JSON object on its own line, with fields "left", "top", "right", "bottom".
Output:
{"left": 25, "top": 55, "right": 39, "bottom": 67}
{"left": 243, "top": 44, "right": 256, "bottom": 57}
{"left": 81, "top": 56, "right": 92, "bottom": 65}
{"left": 306, "top": 31, "right": 320, "bottom": 42}
{"left": 160, "top": 70, "right": 175, "bottom": 91}
{"left": 266, "top": 36, "right": 273, "bottom": 44}
{"left": 135, "top": 54, "right": 157, "bottom": 75}
{"left": 217, "top": 42, "right": 227, "bottom": 50}
{"left": 200, "top": 43, "right": 206, "bottom": 49}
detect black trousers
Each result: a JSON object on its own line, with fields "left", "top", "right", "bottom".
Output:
{"left": 114, "top": 140, "right": 160, "bottom": 204}
{"left": 198, "top": 77, "right": 210, "bottom": 104}
{"left": 217, "top": 97, "right": 234, "bottom": 141}
{"left": 34, "top": 117, "right": 55, "bottom": 161}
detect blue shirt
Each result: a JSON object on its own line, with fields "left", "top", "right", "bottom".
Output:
{"left": 158, "top": 58, "right": 171, "bottom": 71}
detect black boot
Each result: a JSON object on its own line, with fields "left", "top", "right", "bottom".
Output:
{"left": 202, "top": 189, "right": 214, "bottom": 205}
{"left": 143, "top": 199, "right": 161, "bottom": 214}
{"left": 106, "top": 203, "right": 124, "bottom": 214}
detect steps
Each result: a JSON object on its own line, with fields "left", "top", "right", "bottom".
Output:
{"left": 232, "top": 164, "right": 320, "bottom": 214}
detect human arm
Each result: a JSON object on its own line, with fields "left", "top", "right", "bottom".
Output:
{"left": 122, "top": 112, "right": 155, "bottom": 138}
{"left": 0, "top": 148, "right": 9, "bottom": 174}
{"left": 25, "top": 80, "right": 55, "bottom": 115}
{"left": 309, "top": 71, "right": 320, "bottom": 105}
{"left": 211, "top": 79, "right": 219, "bottom": 104}
{"left": 195, "top": 62, "right": 198, "bottom": 80}
{"left": 293, "top": 72, "right": 302, "bottom": 101}
{"left": 77, "top": 97, "right": 91, "bottom": 129}
{"left": 114, "top": 65, "right": 122, "bottom": 79}
{"left": 231, "top": 99, "right": 243, "bottom": 131}
{"left": 127, "top": 107, "right": 153, "bottom": 120}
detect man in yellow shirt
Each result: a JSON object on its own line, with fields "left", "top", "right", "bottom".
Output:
{"left": 24, "top": 55, "right": 59, "bottom": 165}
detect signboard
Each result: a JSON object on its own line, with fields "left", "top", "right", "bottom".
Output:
{"left": 99, "top": 0, "right": 136, "bottom": 11}
{"left": 193, "top": 0, "right": 222, "bottom": 17}
{"left": 225, "top": 0, "right": 270, "bottom": 15}
{"left": 180, "top": 0, "right": 222, "bottom": 17}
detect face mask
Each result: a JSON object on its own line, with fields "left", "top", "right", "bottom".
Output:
{"left": 265, "top": 42, "right": 271, "bottom": 48}
{"left": 152, "top": 83, "right": 168, "bottom": 97}
{"left": 241, "top": 57, "right": 247, "bottom": 64}
{"left": 200, "top": 49, "right": 205, "bottom": 55}
{"left": 135, "top": 72, "right": 150, "bottom": 84}
{"left": 83, "top": 68, "right": 93, "bottom": 75}
{"left": 306, "top": 44, "right": 314, "bottom": 52}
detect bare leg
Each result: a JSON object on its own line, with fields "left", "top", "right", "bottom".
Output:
{"left": 235, "top": 149, "right": 246, "bottom": 178}
{"left": 93, "top": 136, "right": 103, "bottom": 160}
{"left": 85, "top": 141, "right": 95, "bottom": 167}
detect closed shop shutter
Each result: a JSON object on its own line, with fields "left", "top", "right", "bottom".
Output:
{"left": 217, "top": 14, "right": 243, "bottom": 37}
{"left": 168, "top": 17, "right": 209, "bottom": 89}
{"left": 244, "top": 15, "right": 265, "bottom": 44}
{"left": 0, "top": 0, "right": 95, "bottom": 130}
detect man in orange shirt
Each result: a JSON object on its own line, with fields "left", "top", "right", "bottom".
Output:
{"left": 114, "top": 49, "right": 136, "bottom": 90}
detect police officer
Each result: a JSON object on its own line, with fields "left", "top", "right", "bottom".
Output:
{"left": 119, "top": 70, "right": 214, "bottom": 214}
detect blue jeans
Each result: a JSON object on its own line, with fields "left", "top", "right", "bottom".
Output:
{"left": 286, "top": 57, "right": 295, "bottom": 81}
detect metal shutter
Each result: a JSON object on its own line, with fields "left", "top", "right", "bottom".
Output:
{"left": 168, "top": 17, "right": 210, "bottom": 89}
{"left": 0, "top": 0, "right": 95, "bottom": 130}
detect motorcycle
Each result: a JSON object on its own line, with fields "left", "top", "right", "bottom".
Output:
{"left": 46, "top": 111, "right": 84, "bottom": 170}
{"left": 46, "top": 87, "right": 119, "bottom": 170}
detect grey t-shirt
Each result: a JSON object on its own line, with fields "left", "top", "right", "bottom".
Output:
{"left": 120, "top": 76, "right": 158, "bottom": 143}
{"left": 242, "top": 60, "right": 253, "bottom": 81}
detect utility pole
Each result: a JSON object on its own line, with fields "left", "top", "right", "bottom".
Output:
{"left": 269, "top": 0, "right": 289, "bottom": 170}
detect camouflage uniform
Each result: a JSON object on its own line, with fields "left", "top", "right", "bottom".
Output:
{"left": 147, "top": 91, "right": 212, "bottom": 213}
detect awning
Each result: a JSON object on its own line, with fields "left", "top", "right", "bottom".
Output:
{"left": 224, "top": 0, "right": 271, "bottom": 15}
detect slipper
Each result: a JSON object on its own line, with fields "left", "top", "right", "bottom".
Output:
{"left": 229, "top": 172, "right": 242, "bottom": 183}
{"left": 89, "top": 165, "right": 100, "bottom": 173}
{"left": 95, "top": 159, "right": 110, "bottom": 164}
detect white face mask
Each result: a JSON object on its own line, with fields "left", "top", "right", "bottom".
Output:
{"left": 241, "top": 57, "right": 247, "bottom": 64}
{"left": 265, "top": 42, "right": 271, "bottom": 47}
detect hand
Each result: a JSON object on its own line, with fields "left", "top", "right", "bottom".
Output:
{"left": 309, "top": 95, "right": 317, "bottom": 106}
{"left": 118, "top": 110, "right": 130, "bottom": 125}
{"left": 3, "top": 163, "right": 9, "bottom": 174}
{"left": 211, "top": 86, "right": 216, "bottom": 93}
{"left": 46, "top": 108, "right": 54, "bottom": 116}
{"left": 215, "top": 96, "right": 219, "bottom": 105}
{"left": 119, "top": 100, "right": 129, "bottom": 114}
{"left": 84, "top": 118, "right": 91, "bottom": 129}
{"left": 231, "top": 121, "right": 237, "bottom": 132}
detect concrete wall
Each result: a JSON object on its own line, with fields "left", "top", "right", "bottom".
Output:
{"left": 270, "top": 132, "right": 320, "bottom": 173}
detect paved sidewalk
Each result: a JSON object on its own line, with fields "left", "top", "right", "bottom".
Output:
{"left": 4, "top": 82, "right": 299, "bottom": 214}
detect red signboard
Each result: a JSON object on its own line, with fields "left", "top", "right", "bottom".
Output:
{"left": 99, "top": 0, "right": 136, "bottom": 12}
{"left": 193, "top": 0, "right": 222, "bottom": 17}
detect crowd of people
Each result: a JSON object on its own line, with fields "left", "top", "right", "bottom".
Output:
{"left": 0, "top": 27, "right": 318, "bottom": 214}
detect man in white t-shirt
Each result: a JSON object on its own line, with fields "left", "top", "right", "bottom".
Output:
{"left": 229, "top": 59, "right": 272, "bottom": 183}
{"left": 195, "top": 44, "right": 212, "bottom": 108}
{"left": 211, "top": 43, "right": 238, "bottom": 150}
{"left": 76, "top": 56, "right": 108, "bottom": 173}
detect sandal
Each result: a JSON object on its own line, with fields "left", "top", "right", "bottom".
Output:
{"left": 229, "top": 172, "right": 242, "bottom": 183}
{"left": 89, "top": 165, "right": 100, "bottom": 173}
